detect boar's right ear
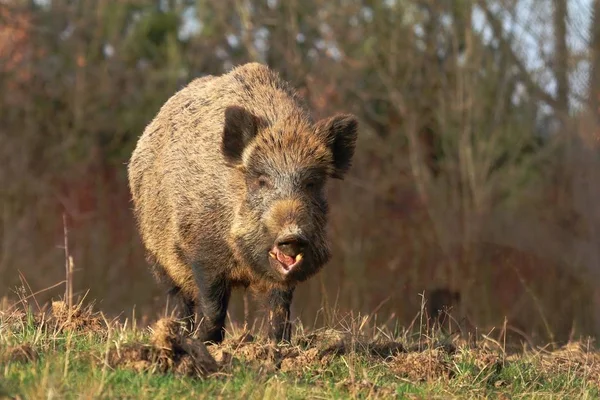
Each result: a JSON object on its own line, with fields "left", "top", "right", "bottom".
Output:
{"left": 222, "top": 106, "right": 260, "bottom": 165}
{"left": 315, "top": 114, "right": 358, "bottom": 179}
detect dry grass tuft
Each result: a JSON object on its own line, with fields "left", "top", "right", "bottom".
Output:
{"left": 536, "top": 341, "right": 600, "bottom": 389}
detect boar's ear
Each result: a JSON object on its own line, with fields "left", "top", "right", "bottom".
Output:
{"left": 222, "top": 106, "right": 260, "bottom": 165}
{"left": 315, "top": 114, "right": 358, "bottom": 179}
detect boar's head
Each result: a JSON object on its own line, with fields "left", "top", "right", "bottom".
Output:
{"left": 222, "top": 106, "right": 358, "bottom": 283}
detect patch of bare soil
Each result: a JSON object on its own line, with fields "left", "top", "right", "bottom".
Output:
{"left": 2, "top": 343, "right": 39, "bottom": 364}
{"left": 200, "top": 328, "right": 406, "bottom": 376}
{"left": 107, "top": 318, "right": 219, "bottom": 378}
{"left": 215, "top": 328, "right": 407, "bottom": 375}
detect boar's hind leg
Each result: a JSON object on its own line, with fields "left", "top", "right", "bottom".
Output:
{"left": 193, "top": 267, "right": 231, "bottom": 344}
{"left": 267, "top": 287, "right": 295, "bottom": 344}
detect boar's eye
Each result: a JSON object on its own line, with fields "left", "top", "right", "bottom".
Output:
{"left": 256, "top": 175, "right": 272, "bottom": 189}
{"left": 304, "top": 178, "right": 325, "bottom": 193}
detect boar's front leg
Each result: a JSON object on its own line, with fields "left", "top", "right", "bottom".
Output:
{"left": 166, "top": 286, "right": 197, "bottom": 333}
{"left": 193, "top": 267, "right": 231, "bottom": 344}
{"left": 267, "top": 287, "right": 295, "bottom": 344}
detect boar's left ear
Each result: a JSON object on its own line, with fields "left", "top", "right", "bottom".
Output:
{"left": 222, "top": 106, "right": 261, "bottom": 165}
{"left": 315, "top": 114, "right": 358, "bottom": 179}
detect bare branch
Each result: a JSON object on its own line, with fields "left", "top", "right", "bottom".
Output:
{"left": 478, "top": 0, "right": 561, "bottom": 110}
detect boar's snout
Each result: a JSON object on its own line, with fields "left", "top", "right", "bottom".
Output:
{"left": 268, "top": 228, "right": 308, "bottom": 275}
{"left": 262, "top": 198, "right": 326, "bottom": 279}
{"left": 275, "top": 234, "right": 307, "bottom": 258}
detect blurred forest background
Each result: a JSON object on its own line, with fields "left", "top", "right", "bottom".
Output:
{"left": 1, "top": 0, "right": 600, "bottom": 345}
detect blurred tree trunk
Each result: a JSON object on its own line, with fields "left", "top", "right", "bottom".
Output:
{"left": 590, "top": 0, "right": 600, "bottom": 124}
{"left": 553, "top": 0, "right": 569, "bottom": 121}
{"left": 550, "top": 0, "right": 571, "bottom": 216}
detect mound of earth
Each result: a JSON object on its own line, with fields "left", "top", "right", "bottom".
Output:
{"left": 107, "top": 318, "right": 219, "bottom": 378}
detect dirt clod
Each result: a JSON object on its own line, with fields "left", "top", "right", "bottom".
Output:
{"left": 45, "top": 301, "right": 103, "bottom": 334}
{"left": 473, "top": 350, "right": 503, "bottom": 373}
{"left": 107, "top": 317, "right": 219, "bottom": 378}
{"left": 107, "top": 345, "right": 154, "bottom": 372}
{"left": 280, "top": 347, "right": 320, "bottom": 373}
{"left": 3, "top": 343, "right": 38, "bottom": 364}
{"left": 391, "top": 349, "right": 452, "bottom": 382}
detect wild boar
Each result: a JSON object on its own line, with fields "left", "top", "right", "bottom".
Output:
{"left": 127, "top": 62, "right": 358, "bottom": 344}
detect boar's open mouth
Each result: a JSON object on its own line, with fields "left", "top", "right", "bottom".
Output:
{"left": 269, "top": 247, "right": 304, "bottom": 275}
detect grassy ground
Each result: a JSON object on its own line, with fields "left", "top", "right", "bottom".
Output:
{"left": 1, "top": 300, "right": 599, "bottom": 400}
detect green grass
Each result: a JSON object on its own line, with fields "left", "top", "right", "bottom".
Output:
{"left": 1, "top": 303, "right": 599, "bottom": 399}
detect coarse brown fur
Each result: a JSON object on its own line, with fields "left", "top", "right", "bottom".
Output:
{"left": 128, "top": 63, "right": 358, "bottom": 344}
